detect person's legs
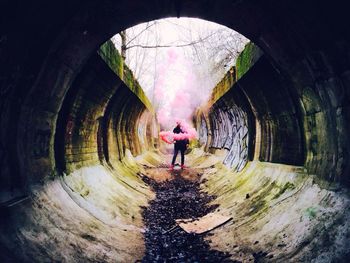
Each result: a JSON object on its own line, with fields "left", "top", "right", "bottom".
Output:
{"left": 171, "top": 148, "right": 179, "bottom": 165}
{"left": 180, "top": 148, "right": 185, "bottom": 167}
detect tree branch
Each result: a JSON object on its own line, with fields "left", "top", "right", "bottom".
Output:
{"left": 125, "top": 32, "right": 217, "bottom": 50}
{"left": 125, "top": 21, "right": 157, "bottom": 47}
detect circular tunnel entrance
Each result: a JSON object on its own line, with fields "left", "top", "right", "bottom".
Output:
{"left": 1, "top": 0, "right": 350, "bottom": 262}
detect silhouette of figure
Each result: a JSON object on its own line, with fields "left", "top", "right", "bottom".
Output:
{"left": 170, "top": 121, "right": 189, "bottom": 170}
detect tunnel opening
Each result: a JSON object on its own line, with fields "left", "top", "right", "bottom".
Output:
{"left": 52, "top": 17, "right": 263, "bottom": 177}
{"left": 1, "top": 1, "right": 350, "bottom": 262}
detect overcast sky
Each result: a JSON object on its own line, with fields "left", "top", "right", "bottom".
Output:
{"left": 111, "top": 18, "right": 249, "bottom": 129}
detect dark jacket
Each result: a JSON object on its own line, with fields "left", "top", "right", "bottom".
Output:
{"left": 173, "top": 125, "right": 189, "bottom": 150}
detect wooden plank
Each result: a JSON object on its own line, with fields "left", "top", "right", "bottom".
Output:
{"left": 175, "top": 212, "right": 232, "bottom": 234}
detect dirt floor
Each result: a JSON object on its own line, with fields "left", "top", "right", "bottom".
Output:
{"left": 140, "top": 166, "right": 235, "bottom": 262}
{"left": 137, "top": 151, "right": 350, "bottom": 262}
{"left": 2, "top": 150, "right": 349, "bottom": 262}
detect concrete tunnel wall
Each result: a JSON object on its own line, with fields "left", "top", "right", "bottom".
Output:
{"left": 1, "top": 0, "right": 350, "bottom": 260}
{"left": 196, "top": 42, "right": 305, "bottom": 172}
{"left": 0, "top": 37, "right": 157, "bottom": 262}
{"left": 1, "top": 0, "right": 350, "bottom": 196}
{"left": 54, "top": 43, "right": 156, "bottom": 175}
{"left": 195, "top": 43, "right": 260, "bottom": 172}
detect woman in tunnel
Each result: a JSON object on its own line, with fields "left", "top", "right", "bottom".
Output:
{"left": 170, "top": 121, "right": 189, "bottom": 170}
{"left": 2, "top": 0, "right": 350, "bottom": 261}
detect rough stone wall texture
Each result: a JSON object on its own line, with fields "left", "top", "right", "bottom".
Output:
{"left": 237, "top": 56, "right": 305, "bottom": 165}
{"left": 210, "top": 102, "right": 250, "bottom": 172}
{"left": 196, "top": 43, "right": 259, "bottom": 172}
{"left": 98, "top": 40, "right": 154, "bottom": 113}
{"left": 55, "top": 53, "right": 120, "bottom": 173}
{"left": 197, "top": 114, "right": 209, "bottom": 147}
{"left": 103, "top": 87, "right": 147, "bottom": 168}
{"left": 55, "top": 48, "right": 155, "bottom": 174}
{"left": 294, "top": 51, "right": 350, "bottom": 185}
{"left": 209, "top": 42, "right": 262, "bottom": 107}
{"left": 197, "top": 86, "right": 255, "bottom": 172}
{"left": 198, "top": 45, "right": 305, "bottom": 171}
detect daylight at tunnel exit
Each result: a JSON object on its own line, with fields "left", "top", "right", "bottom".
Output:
{"left": 1, "top": 1, "right": 350, "bottom": 262}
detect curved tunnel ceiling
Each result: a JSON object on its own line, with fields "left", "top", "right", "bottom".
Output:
{"left": 1, "top": 0, "right": 350, "bottom": 261}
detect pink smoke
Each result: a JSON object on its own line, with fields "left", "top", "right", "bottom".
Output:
{"left": 159, "top": 121, "right": 197, "bottom": 144}
{"left": 167, "top": 48, "right": 178, "bottom": 64}
{"left": 153, "top": 48, "right": 211, "bottom": 129}
{"left": 157, "top": 110, "right": 168, "bottom": 125}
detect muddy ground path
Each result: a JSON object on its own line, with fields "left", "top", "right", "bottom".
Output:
{"left": 140, "top": 166, "right": 235, "bottom": 262}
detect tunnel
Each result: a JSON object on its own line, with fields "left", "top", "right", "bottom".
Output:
{"left": 1, "top": 0, "right": 350, "bottom": 262}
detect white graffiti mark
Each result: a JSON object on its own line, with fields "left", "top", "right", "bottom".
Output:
{"left": 200, "top": 101, "right": 249, "bottom": 172}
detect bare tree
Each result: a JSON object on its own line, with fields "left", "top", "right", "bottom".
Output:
{"left": 111, "top": 18, "right": 249, "bottom": 105}
{"left": 119, "top": 30, "right": 127, "bottom": 60}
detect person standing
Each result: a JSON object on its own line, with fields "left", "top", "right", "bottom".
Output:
{"left": 170, "top": 121, "right": 189, "bottom": 170}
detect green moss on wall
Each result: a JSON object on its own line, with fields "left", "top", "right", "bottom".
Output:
{"left": 273, "top": 182, "right": 296, "bottom": 199}
{"left": 206, "top": 42, "right": 262, "bottom": 107}
{"left": 236, "top": 42, "right": 261, "bottom": 79}
{"left": 98, "top": 40, "right": 154, "bottom": 113}
{"left": 305, "top": 207, "right": 318, "bottom": 219}
{"left": 98, "top": 40, "right": 123, "bottom": 77}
